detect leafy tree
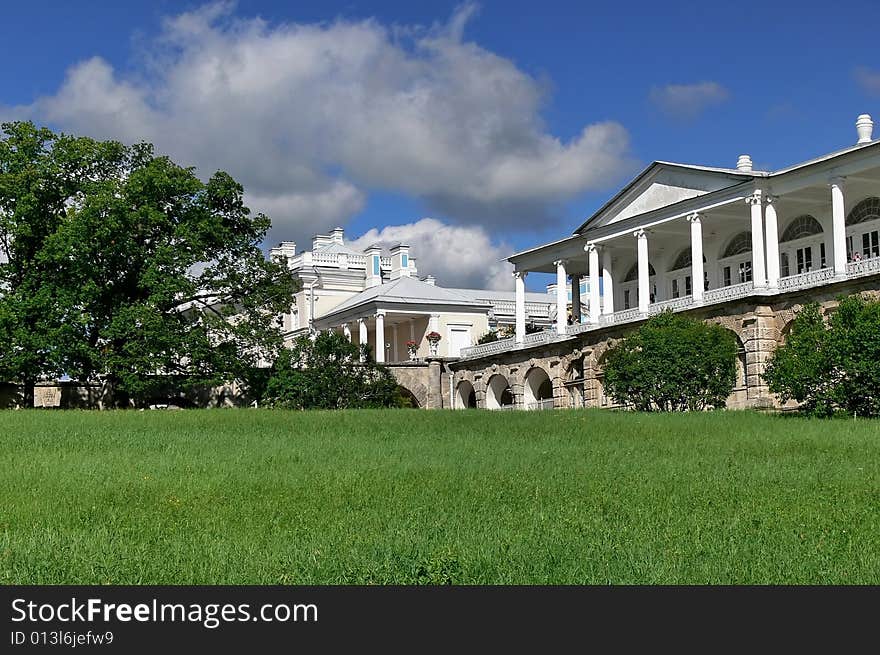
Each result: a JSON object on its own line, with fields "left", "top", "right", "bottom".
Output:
{"left": 0, "top": 121, "right": 298, "bottom": 407}
{"left": 602, "top": 311, "right": 737, "bottom": 411}
{"left": 263, "top": 331, "right": 400, "bottom": 410}
{"left": 765, "top": 295, "right": 880, "bottom": 417}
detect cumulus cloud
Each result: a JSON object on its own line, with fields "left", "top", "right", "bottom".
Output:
{"left": 13, "top": 1, "right": 634, "bottom": 246}
{"left": 349, "top": 218, "right": 513, "bottom": 290}
{"left": 854, "top": 67, "right": 880, "bottom": 96}
{"left": 649, "top": 81, "right": 730, "bottom": 120}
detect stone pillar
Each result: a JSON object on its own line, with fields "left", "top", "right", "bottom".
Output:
{"left": 688, "top": 213, "right": 704, "bottom": 302}
{"left": 570, "top": 274, "right": 582, "bottom": 323}
{"left": 635, "top": 229, "right": 650, "bottom": 313}
{"left": 764, "top": 196, "right": 780, "bottom": 287}
{"left": 375, "top": 311, "right": 386, "bottom": 363}
{"left": 358, "top": 318, "right": 368, "bottom": 361}
{"left": 587, "top": 244, "right": 600, "bottom": 323}
{"left": 830, "top": 177, "right": 847, "bottom": 276}
{"left": 602, "top": 249, "right": 614, "bottom": 315}
{"left": 342, "top": 323, "right": 352, "bottom": 342}
{"left": 555, "top": 260, "right": 567, "bottom": 335}
{"left": 742, "top": 305, "right": 778, "bottom": 405}
{"left": 514, "top": 271, "right": 527, "bottom": 343}
{"left": 747, "top": 190, "right": 766, "bottom": 287}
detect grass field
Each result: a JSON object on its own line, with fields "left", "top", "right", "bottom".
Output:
{"left": 1, "top": 409, "right": 878, "bottom": 584}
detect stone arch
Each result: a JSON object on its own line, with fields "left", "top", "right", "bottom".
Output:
{"left": 395, "top": 385, "right": 421, "bottom": 408}
{"left": 721, "top": 232, "right": 752, "bottom": 258}
{"left": 781, "top": 214, "right": 823, "bottom": 242}
{"left": 522, "top": 366, "right": 554, "bottom": 410}
{"left": 455, "top": 380, "right": 477, "bottom": 409}
{"left": 720, "top": 328, "right": 748, "bottom": 390}
{"left": 846, "top": 196, "right": 880, "bottom": 225}
{"left": 485, "top": 373, "right": 515, "bottom": 410}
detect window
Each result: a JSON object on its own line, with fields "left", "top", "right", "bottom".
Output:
{"left": 820, "top": 242, "right": 826, "bottom": 268}
{"left": 623, "top": 262, "right": 656, "bottom": 282}
{"left": 780, "top": 215, "right": 823, "bottom": 242}
{"left": 863, "top": 231, "right": 880, "bottom": 258}
{"left": 685, "top": 276, "right": 692, "bottom": 297}
{"left": 671, "top": 279, "right": 679, "bottom": 298}
{"left": 738, "top": 261, "right": 752, "bottom": 283}
{"left": 623, "top": 289, "right": 631, "bottom": 310}
{"left": 796, "top": 247, "right": 812, "bottom": 274}
{"left": 780, "top": 253, "right": 790, "bottom": 277}
{"left": 670, "top": 248, "right": 692, "bottom": 272}
{"left": 722, "top": 232, "right": 752, "bottom": 258}
{"left": 846, "top": 197, "right": 880, "bottom": 226}
{"left": 723, "top": 266, "right": 731, "bottom": 287}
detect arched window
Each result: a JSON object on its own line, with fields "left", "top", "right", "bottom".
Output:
{"left": 623, "top": 262, "right": 656, "bottom": 282}
{"left": 780, "top": 215, "right": 823, "bottom": 242}
{"left": 722, "top": 232, "right": 752, "bottom": 258}
{"left": 668, "top": 248, "right": 707, "bottom": 271}
{"left": 846, "top": 197, "right": 880, "bottom": 225}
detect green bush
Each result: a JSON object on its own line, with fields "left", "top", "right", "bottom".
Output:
{"left": 764, "top": 294, "right": 880, "bottom": 417}
{"left": 263, "top": 331, "right": 400, "bottom": 409}
{"left": 603, "top": 311, "right": 737, "bottom": 411}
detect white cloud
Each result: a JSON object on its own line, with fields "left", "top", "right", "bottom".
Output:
{"left": 649, "top": 81, "right": 730, "bottom": 120}
{"left": 349, "top": 218, "right": 513, "bottom": 290}
{"left": 10, "top": 1, "right": 634, "bottom": 244}
{"left": 854, "top": 67, "right": 880, "bottom": 96}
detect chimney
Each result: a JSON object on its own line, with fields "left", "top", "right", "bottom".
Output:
{"left": 736, "top": 155, "right": 753, "bottom": 172}
{"left": 312, "top": 233, "right": 332, "bottom": 250}
{"left": 856, "top": 114, "right": 874, "bottom": 144}
{"left": 330, "top": 227, "right": 345, "bottom": 245}
{"left": 389, "top": 243, "right": 411, "bottom": 279}
{"left": 424, "top": 275, "right": 436, "bottom": 286}
{"left": 364, "top": 244, "right": 383, "bottom": 288}
{"left": 269, "top": 241, "right": 297, "bottom": 265}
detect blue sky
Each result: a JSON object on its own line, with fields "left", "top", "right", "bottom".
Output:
{"left": 3, "top": 1, "right": 879, "bottom": 289}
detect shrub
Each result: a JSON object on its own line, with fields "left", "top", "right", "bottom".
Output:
{"left": 602, "top": 311, "right": 737, "bottom": 411}
{"left": 263, "top": 331, "right": 399, "bottom": 409}
{"left": 764, "top": 295, "right": 880, "bottom": 417}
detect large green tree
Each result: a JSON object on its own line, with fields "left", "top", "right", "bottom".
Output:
{"left": 0, "top": 121, "right": 297, "bottom": 407}
{"left": 764, "top": 295, "right": 880, "bottom": 417}
{"left": 263, "top": 331, "right": 402, "bottom": 410}
{"left": 602, "top": 311, "right": 737, "bottom": 412}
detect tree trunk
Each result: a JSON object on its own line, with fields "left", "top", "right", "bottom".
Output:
{"left": 21, "top": 378, "right": 34, "bottom": 409}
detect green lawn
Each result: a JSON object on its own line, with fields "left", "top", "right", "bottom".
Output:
{"left": 1, "top": 409, "right": 878, "bottom": 584}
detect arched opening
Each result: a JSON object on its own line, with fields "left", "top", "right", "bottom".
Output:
{"left": 565, "top": 356, "right": 585, "bottom": 408}
{"left": 719, "top": 232, "right": 753, "bottom": 287}
{"left": 721, "top": 329, "right": 748, "bottom": 390}
{"left": 780, "top": 215, "right": 826, "bottom": 276}
{"left": 846, "top": 197, "right": 880, "bottom": 262}
{"left": 485, "top": 374, "right": 515, "bottom": 410}
{"left": 395, "top": 385, "right": 420, "bottom": 408}
{"left": 455, "top": 380, "right": 477, "bottom": 409}
{"left": 523, "top": 367, "right": 554, "bottom": 410}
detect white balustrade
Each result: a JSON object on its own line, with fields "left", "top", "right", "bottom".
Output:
{"left": 847, "top": 256, "right": 880, "bottom": 278}
{"left": 778, "top": 267, "right": 836, "bottom": 291}
{"left": 703, "top": 281, "right": 754, "bottom": 303}
{"left": 648, "top": 296, "right": 694, "bottom": 314}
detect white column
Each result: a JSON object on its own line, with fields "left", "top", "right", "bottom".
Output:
{"left": 635, "top": 229, "right": 650, "bottom": 313}
{"left": 358, "top": 318, "right": 368, "bottom": 361}
{"left": 392, "top": 324, "right": 398, "bottom": 362}
{"left": 830, "top": 177, "right": 847, "bottom": 276}
{"left": 688, "top": 213, "right": 704, "bottom": 302}
{"left": 409, "top": 320, "right": 415, "bottom": 341}
{"left": 747, "top": 190, "right": 766, "bottom": 287}
{"left": 554, "top": 260, "right": 567, "bottom": 335}
{"left": 570, "top": 274, "right": 582, "bottom": 323}
{"left": 514, "top": 271, "right": 527, "bottom": 343}
{"left": 764, "top": 196, "right": 780, "bottom": 287}
{"left": 374, "top": 311, "right": 386, "bottom": 363}
{"left": 602, "top": 249, "right": 614, "bottom": 315}
{"left": 342, "top": 323, "right": 352, "bottom": 342}
{"left": 587, "top": 244, "right": 600, "bottom": 323}
{"left": 429, "top": 313, "right": 440, "bottom": 334}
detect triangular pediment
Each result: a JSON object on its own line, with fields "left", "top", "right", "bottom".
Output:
{"left": 577, "top": 163, "right": 753, "bottom": 233}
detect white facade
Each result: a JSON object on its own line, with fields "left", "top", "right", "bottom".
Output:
{"left": 269, "top": 228, "right": 555, "bottom": 361}
{"left": 463, "top": 114, "right": 880, "bottom": 358}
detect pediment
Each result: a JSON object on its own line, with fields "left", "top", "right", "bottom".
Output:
{"left": 578, "top": 164, "right": 750, "bottom": 233}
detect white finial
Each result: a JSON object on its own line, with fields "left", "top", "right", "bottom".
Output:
{"left": 736, "top": 155, "right": 753, "bottom": 172}
{"left": 856, "top": 114, "right": 874, "bottom": 144}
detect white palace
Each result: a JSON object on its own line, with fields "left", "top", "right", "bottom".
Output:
{"left": 260, "top": 113, "right": 880, "bottom": 411}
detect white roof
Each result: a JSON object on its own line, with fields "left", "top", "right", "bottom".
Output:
{"left": 445, "top": 287, "right": 553, "bottom": 303}
{"left": 322, "top": 276, "right": 491, "bottom": 317}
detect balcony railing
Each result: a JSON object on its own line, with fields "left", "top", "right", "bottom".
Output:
{"left": 459, "top": 261, "right": 880, "bottom": 360}
{"left": 778, "top": 267, "right": 836, "bottom": 291}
